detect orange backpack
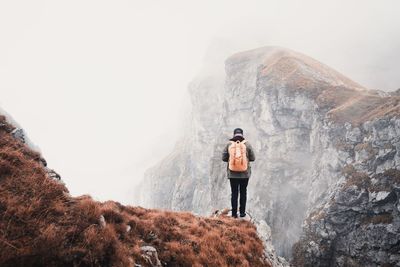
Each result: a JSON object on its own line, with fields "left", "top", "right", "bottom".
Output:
{"left": 228, "top": 140, "right": 248, "bottom": 172}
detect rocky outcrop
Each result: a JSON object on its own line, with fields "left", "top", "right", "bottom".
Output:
{"left": 139, "top": 46, "right": 400, "bottom": 264}
{"left": 213, "top": 209, "right": 289, "bottom": 267}
{"left": 140, "top": 246, "right": 162, "bottom": 267}
{"left": 254, "top": 219, "right": 290, "bottom": 267}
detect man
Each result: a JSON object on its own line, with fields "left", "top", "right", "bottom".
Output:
{"left": 222, "top": 128, "right": 255, "bottom": 218}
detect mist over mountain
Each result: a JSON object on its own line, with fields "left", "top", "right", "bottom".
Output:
{"left": 139, "top": 46, "right": 400, "bottom": 266}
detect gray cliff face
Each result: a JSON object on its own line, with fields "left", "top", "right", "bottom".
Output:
{"left": 139, "top": 46, "right": 400, "bottom": 264}
{"left": 292, "top": 118, "right": 400, "bottom": 267}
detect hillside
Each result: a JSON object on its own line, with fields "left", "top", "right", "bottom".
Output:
{"left": 139, "top": 46, "right": 400, "bottom": 266}
{"left": 0, "top": 114, "right": 274, "bottom": 267}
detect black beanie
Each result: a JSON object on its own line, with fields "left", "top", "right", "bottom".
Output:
{"left": 233, "top": 128, "right": 243, "bottom": 135}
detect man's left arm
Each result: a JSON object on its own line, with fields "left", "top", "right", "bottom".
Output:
{"left": 247, "top": 143, "right": 256, "bottom": 162}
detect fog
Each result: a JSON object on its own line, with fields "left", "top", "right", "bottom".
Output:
{"left": 1, "top": 0, "right": 399, "bottom": 204}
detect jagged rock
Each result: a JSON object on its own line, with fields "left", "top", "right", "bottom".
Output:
{"left": 370, "top": 190, "right": 391, "bottom": 202}
{"left": 99, "top": 215, "right": 106, "bottom": 228}
{"left": 139, "top": 46, "right": 400, "bottom": 264}
{"left": 11, "top": 128, "right": 25, "bottom": 143}
{"left": 212, "top": 208, "right": 230, "bottom": 217}
{"left": 145, "top": 231, "right": 157, "bottom": 242}
{"left": 39, "top": 157, "right": 48, "bottom": 167}
{"left": 254, "top": 219, "right": 290, "bottom": 267}
{"left": 46, "top": 168, "right": 62, "bottom": 181}
{"left": 140, "top": 246, "right": 162, "bottom": 267}
{"left": 40, "top": 158, "right": 64, "bottom": 183}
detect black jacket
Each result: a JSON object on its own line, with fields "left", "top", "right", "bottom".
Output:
{"left": 222, "top": 140, "right": 255, "bottom": 179}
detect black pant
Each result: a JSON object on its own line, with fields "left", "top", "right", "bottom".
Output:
{"left": 229, "top": 178, "right": 249, "bottom": 216}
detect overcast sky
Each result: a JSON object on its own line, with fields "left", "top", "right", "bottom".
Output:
{"left": 1, "top": 0, "right": 399, "bottom": 204}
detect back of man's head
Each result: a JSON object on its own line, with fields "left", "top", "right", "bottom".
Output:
{"left": 233, "top": 128, "right": 243, "bottom": 137}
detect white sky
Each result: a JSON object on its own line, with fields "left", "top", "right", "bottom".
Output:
{"left": 1, "top": 0, "right": 399, "bottom": 204}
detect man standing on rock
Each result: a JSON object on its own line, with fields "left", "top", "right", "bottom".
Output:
{"left": 222, "top": 128, "right": 255, "bottom": 218}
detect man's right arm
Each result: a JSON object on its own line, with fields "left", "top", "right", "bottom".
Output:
{"left": 222, "top": 144, "right": 229, "bottom": 162}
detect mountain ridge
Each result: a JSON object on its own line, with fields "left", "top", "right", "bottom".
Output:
{"left": 139, "top": 46, "right": 400, "bottom": 265}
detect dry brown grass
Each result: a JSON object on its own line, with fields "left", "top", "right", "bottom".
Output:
{"left": 370, "top": 169, "right": 400, "bottom": 192}
{"left": 0, "top": 115, "right": 270, "bottom": 267}
{"left": 381, "top": 169, "right": 400, "bottom": 184}
{"left": 258, "top": 50, "right": 400, "bottom": 125}
{"left": 361, "top": 213, "right": 394, "bottom": 225}
{"left": 342, "top": 168, "right": 371, "bottom": 190}
{"left": 316, "top": 86, "right": 400, "bottom": 125}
